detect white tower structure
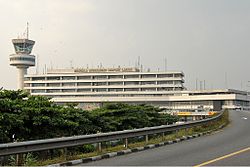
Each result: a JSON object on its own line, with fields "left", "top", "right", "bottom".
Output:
{"left": 9, "top": 24, "right": 35, "bottom": 89}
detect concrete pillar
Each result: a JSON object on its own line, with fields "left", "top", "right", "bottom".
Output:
{"left": 17, "top": 67, "right": 27, "bottom": 90}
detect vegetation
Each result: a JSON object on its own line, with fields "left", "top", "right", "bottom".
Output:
{"left": 0, "top": 89, "right": 178, "bottom": 143}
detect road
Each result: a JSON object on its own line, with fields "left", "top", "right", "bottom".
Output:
{"left": 82, "top": 110, "right": 250, "bottom": 166}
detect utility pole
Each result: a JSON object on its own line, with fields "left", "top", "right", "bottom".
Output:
{"left": 195, "top": 78, "right": 198, "bottom": 90}
{"left": 164, "top": 58, "right": 167, "bottom": 71}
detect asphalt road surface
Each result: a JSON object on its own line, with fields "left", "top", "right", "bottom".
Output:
{"left": 82, "top": 110, "right": 250, "bottom": 166}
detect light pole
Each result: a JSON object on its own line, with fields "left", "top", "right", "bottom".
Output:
{"left": 247, "top": 81, "right": 250, "bottom": 92}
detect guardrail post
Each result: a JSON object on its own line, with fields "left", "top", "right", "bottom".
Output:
{"left": 98, "top": 142, "right": 102, "bottom": 152}
{"left": 63, "top": 148, "right": 68, "bottom": 160}
{"left": 162, "top": 132, "right": 165, "bottom": 141}
{"left": 145, "top": 135, "right": 148, "bottom": 144}
{"left": 125, "top": 138, "right": 128, "bottom": 149}
{"left": 16, "top": 153, "right": 23, "bottom": 166}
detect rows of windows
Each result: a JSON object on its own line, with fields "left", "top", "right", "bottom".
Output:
{"left": 30, "top": 87, "right": 182, "bottom": 93}
{"left": 223, "top": 100, "right": 250, "bottom": 106}
{"left": 10, "top": 57, "right": 35, "bottom": 62}
{"left": 42, "top": 94, "right": 175, "bottom": 98}
{"left": 28, "top": 73, "right": 183, "bottom": 81}
{"left": 25, "top": 81, "right": 181, "bottom": 86}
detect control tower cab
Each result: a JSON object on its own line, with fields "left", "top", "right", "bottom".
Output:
{"left": 10, "top": 26, "right": 35, "bottom": 89}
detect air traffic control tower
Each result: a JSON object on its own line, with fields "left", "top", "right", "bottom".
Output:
{"left": 9, "top": 25, "right": 35, "bottom": 89}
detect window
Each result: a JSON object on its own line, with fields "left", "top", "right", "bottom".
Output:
{"left": 124, "top": 81, "right": 139, "bottom": 85}
{"left": 14, "top": 43, "right": 34, "bottom": 54}
{"left": 32, "top": 83, "right": 45, "bottom": 87}
{"left": 141, "top": 88, "right": 156, "bottom": 91}
{"left": 108, "top": 75, "right": 123, "bottom": 79}
{"left": 141, "top": 74, "right": 156, "bottom": 78}
{"left": 47, "top": 89, "right": 60, "bottom": 93}
{"left": 124, "top": 88, "right": 140, "bottom": 91}
{"left": 62, "top": 76, "right": 75, "bottom": 80}
{"left": 174, "top": 74, "right": 183, "bottom": 78}
{"left": 174, "top": 87, "right": 183, "bottom": 91}
{"left": 108, "top": 88, "right": 123, "bottom": 92}
{"left": 31, "top": 89, "right": 45, "bottom": 93}
{"left": 158, "top": 81, "right": 173, "bottom": 85}
{"left": 108, "top": 82, "right": 123, "bottom": 85}
{"left": 77, "top": 82, "right": 91, "bottom": 86}
{"left": 77, "top": 76, "right": 91, "bottom": 80}
{"left": 32, "top": 77, "right": 45, "bottom": 81}
{"left": 93, "top": 76, "right": 107, "bottom": 80}
{"left": 92, "top": 88, "right": 107, "bottom": 92}
{"left": 10, "top": 57, "right": 35, "bottom": 62}
{"left": 47, "top": 83, "right": 60, "bottom": 87}
{"left": 93, "top": 82, "right": 107, "bottom": 86}
{"left": 47, "top": 76, "right": 60, "bottom": 80}
{"left": 124, "top": 75, "right": 139, "bottom": 79}
{"left": 77, "top": 89, "right": 91, "bottom": 92}
{"left": 174, "top": 80, "right": 182, "bottom": 84}
{"left": 62, "top": 89, "right": 75, "bottom": 92}
{"left": 141, "top": 81, "right": 155, "bottom": 85}
{"left": 62, "top": 83, "right": 75, "bottom": 87}
{"left": 158, "top": 87, "right": 173, "bottom": 91}
{"left": 157, "top": 74, "right": 173, "bottom": 78}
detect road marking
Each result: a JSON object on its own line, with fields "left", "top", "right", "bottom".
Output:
{"left": 194, "top": 147, "right": 250, "bottom": 167}
{"left": 242, "top": 117, "right": 248, "bottom": 120}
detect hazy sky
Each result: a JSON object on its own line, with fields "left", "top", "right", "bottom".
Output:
{"left": 1, "top": 0, "right": 250, "bottom": 90}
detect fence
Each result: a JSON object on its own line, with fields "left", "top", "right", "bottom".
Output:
{"left": 0, "top": 111, "right": 223, "bottom": 157}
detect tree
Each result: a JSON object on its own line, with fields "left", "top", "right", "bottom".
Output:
{"left": 0, "top": 90, "right": 178, "bottom": 143}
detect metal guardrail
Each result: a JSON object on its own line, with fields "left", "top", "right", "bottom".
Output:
{"left": 0, "top": 111, "right": 223, "bottom": 156}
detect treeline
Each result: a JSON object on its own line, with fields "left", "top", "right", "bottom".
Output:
{"left": 0, "top": 90, "right": 178, "bottom": 143}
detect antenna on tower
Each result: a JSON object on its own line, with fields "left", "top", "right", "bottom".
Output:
{"left": 27, "top": 22, "right": 29, "bottom": 39}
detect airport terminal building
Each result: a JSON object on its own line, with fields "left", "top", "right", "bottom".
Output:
{"left": 23, "top": 67, "right": 250, "bottom": 111}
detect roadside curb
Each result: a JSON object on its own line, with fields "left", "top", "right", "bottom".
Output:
{"left": 50, "top": 126, "right": 226, "bottom": 166}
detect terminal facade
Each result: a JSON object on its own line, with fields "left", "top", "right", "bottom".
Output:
{"left": 23, "top": 68, "right": 250, "bottom": 111}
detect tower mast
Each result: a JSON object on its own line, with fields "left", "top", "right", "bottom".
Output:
{"left": 9, "top": 24, "right": 36, "bottom": 89}
{"left": 26, "top": 22, "right": 29, "bottom": 39}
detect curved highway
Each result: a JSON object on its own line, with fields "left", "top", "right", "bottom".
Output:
{"left": 82, "top": 110, "right": 250, "bottom": 166}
